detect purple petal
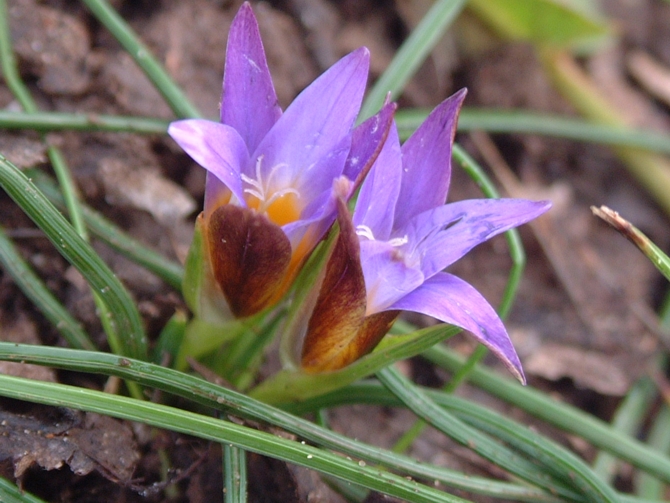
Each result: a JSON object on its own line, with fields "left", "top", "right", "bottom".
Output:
{"left": 282, "top": 176, "right": 353, "bottom": 251}
{"left": 359, "top": 239, "right": 424, "bottom": 314}
{"left": 400, "top": 198, "right": 551, "bottom": 279}
{"left": 353, "top": 122, "right": 402, "bottom": 242}
{"left": 394, "top": 89, "right": 467, "bottom": 230}
{"left": 221, "top": 3, "right": 281, "bottom": 152}
{"left": 343, "top": 100, "right": 397, "bottom": 188}
{"left": 390, "top": 272, "right": 525, "bottom": 383}
{"left": 168, "top": 119, "right": 249, "bottom": 205}
{"left": 203, "top": 172, "right": 230, "bottom": 215}
{"left": 252, "top": 48, "right": 370, "bottom": 201}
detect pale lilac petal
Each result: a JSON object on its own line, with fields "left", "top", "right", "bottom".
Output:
{"left": 359, "top": 240, "right": 424, "bottom": 315}
{"left": 400, "top": 198, "right": 551, "bottom": 279}
{"left": 353, "top": 123, "right": 402, "bottom": 242}
{"left": 203, "top": 172, "right": 229, "bottom": 214}
{"left": 252, "top": 48, "right": 370, "bottom": 199}
{"left": 221, "top": 3, "right": 281, "bottom": 152}
{"left": 394, "top": 89, "right": 467, "bottom": 229}
{"left": 343, "top": 101, "right": 397, "bottom": 187}
{"left": 282, "top": 176, "right": 353, "bottom": 251}
{"left": 389, "top": 273, "right": 525, "bottom": 383}
{"left": 168, "top": 119, "right": 249, "bottom": 205}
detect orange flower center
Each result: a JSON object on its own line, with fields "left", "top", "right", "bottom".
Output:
{"left": 246, "top": 192, "right": 301, "bottom": 227}
{"left": 242, "top": 155, "right": 302, "bottom": 227}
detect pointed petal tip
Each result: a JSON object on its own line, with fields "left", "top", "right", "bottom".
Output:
{"left": 342, "top": 46, "right": 371, "bottom": 72}
{"left": 235, "top": 2, "right": 255, "bottom": 20}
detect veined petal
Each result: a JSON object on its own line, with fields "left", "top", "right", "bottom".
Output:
{"left": 343, "top": 100, "right": 397, "bottom": 189}
{"left": 207, "top": 204, "right": 291, "bottom": 318}
{"left": 252, "top": 48, "right": 370, "bottom": 199}
{"left": 390, "top": 272, "right": 525, "bottom": 383}
{"left": 401, "top": 198, "right": 551, "bottom": 279}
{"left": 301, "top": 199, "right": 367, "bottom": 373}
{"left": 221, "top": 2, "right": 281, "bottom": 152}
{"left": 353, "top": 122, "right": 402, "bottom": 241}
{"left": 359, "top": 239, "right": 424, "bottom": 315}
{"left": 394, "top": 89, "right": 467, "bottom": 230}
{"left": 168, "top": 120, "right": 249, "bottom": 207}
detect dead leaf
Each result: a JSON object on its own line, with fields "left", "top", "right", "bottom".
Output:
{"left": 0, "top": 314, "right": 56, "bottom": 382}
{"left": 469, "top": 131, "right": 659, "bottom": 392}
{"left": 98, "top": 157, "right": 196, "bottom": 226}
{"left": 0, "top": 134, "right": 47, "bottom": 169}
{"left": 9, "top": 0, "right": 91, "bottom": 95}
{"left": 525, "top": 344, "right": 630, "bottom": 395}
{"left": 0, "top": 405, "right": 139, "bottom": 482}
{"left": 627, "top": 50, "right": 670, "bottom": 108}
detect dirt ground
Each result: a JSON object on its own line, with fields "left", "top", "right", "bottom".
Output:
{"left": 1, "top": 0, "right": 670, "bottom": 501}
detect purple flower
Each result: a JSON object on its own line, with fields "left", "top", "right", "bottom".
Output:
{"left": 299, "top": 90, "right": 551, "bottom": 380}
{"left": 168, "top": 3, "right": 392, "bottom": 320}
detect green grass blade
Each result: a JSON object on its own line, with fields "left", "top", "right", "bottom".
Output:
{"left": 0, "top": 0, "right": 85, "bottom": 237}
{"left": 0, "top": 0, "right": 33, "bottom": 110}
{"left": 637, "top": 404, "right": 670, "bottom": 498}
{"left": 224, "top": 444, "right": 248, "bottom": 503}
{"left": 424, "top": 344, "right": 670, "bottom": 483}
{"left": 5, "top": 108, "right": 670, "bottom": 157}
{"left": 592, "top": 377, "right": 656, "bottom": 483}
{"left": 0, "top": 477, "right": 47, "bottom": 503}
{"left": 376, "top": 366, "right": 617, "bottom": 503}
{"left": 592, "top": 205, "right": 670, "bottom": 282}
{"left": 0, "top": 343, "right": 556, "bottom": 501}
{"left": 0, "top": 227, "right": 95, "bottom": 350}
{"left": 80, "top": 0, "right": 200, "bottom": 119}
{"left": 360, "top": 0, "right": 466, "bottom": 120}
{"left": 0, "top": 155, "right": 147, "bottom": 360}
{"left": 0, "top": 373, "right": 469, "bottom": 503}
{"left": 288, "top": 380, "right": 662, "bottom": 501}
{"left": 31, "top": 171, "right": 184, "bottom": 290}
{"left": 467, "top": 0, "right": 610, "bottom": 52}
{"left": 457, "top": 109, "right": 670, "bottom": 154}
{"left": 0, "top": 110, "right": 169, "bottom": 134}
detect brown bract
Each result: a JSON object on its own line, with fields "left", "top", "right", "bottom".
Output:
{"left": 207, "top": 205, "right": 291, "bottom": 318}
{"left": 301, "top": 200, "right": 398, "bottom": 373}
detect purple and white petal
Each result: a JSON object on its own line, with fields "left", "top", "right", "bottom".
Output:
{"left": 252, "top": 48, "right": 370, "bottom": 198}
{"left": 221, "top": 2, "right": 281, "bottom": 152}
{"left": 282, "top": 176, "right": 353, "bottom": 250}
{"left": 353, "top": 123, "right": 402, "bottom": 242}
{"left": 359, "top": 239, "right": 424, "bottom": 315}
{"left": 401, "top": 198, "right": 551, "bottom": 279}
{"left": 389, "top": 272, "right": 525, "bottom": 383}
{"left": 168, "top": 119, "right": 250, "bottom": 205}
{"left": 343, "top": 100, "right": 397, "bottom": 188}
{"left": 394, "top": 89, "right": 466, "bottom": 229}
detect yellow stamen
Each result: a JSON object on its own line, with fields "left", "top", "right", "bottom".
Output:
{"left": 246, "top": 192, "right": 301, "bottom": 227}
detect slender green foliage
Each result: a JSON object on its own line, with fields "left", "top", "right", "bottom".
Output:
{"left": 32, "top": 171, "right": 184, "bottom": 290}
{"left": 0, "top": 343, "right": 559, "bottom": 501}
{"left": 0, "top": 227, "right": 95, "bottom": 350}
{"left": 424, "top": 344, "right": 670, "bottom": 483}
{"left": 360, "top": 0, "right": 466, "bottom": 120}
{"left": 377, "top": 366, "right": 618, "bottom": 503}
{"left": 0, "top": 155, "right": 147, "bottom": 360}
{"left": 0, "top": 372, "right": 469, "bottom": 503}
